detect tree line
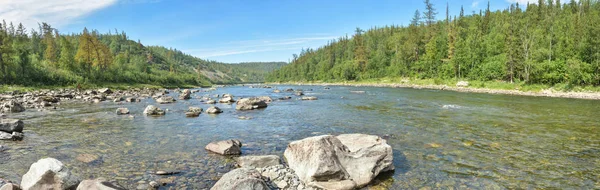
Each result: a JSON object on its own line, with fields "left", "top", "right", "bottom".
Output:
{"left": 0, "top": 22, "right": 284, "bottom": 87}
{"left": 267, "top": 0, "right": 600, "bottom": 88}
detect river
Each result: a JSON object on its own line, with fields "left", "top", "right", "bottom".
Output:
{"left": 1, "top": 85, "right": 599, "bottom": 189}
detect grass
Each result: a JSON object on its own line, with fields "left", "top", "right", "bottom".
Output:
{"left": 0, "top": 83, "right": 204, "bottom": 93}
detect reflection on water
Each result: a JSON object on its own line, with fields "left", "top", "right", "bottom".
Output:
{"left": 1, "top": 86, "right": 599, "bottom": 189}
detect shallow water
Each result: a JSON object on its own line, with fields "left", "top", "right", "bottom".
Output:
{"left": 1, "top": 85, "right": 599, "bottom": 189}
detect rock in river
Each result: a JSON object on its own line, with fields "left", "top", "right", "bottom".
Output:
{"left": 0, "top": 119, "right": 24, "bottom": 133}
{"left": 20, "top": 157, "right": 81, "bottom": 190}
{"left": 179, "top": 89, "right": 191, "bottom": 100}
{"left": 0, "top": 131, "right": 23, "bottom": 141}
{"left": 235, "top": 155, "right": 280, "bottom": 169}
{"left": 143, "top": 105, "right": 165, "bottom": 116}
{"left": 156, "top": 96, "right": 176, "bottom": 104}
{"left": 0, "top": 183, "right": 22, "bottom": 190}
{"left": 206, "top": 106, "right": 223, "bottom": 114}
{"left": 300, "top": 96, "right": 318, "bottom": 101}
{"left": 211, "top": 168, "right": 269, "bottom": 190}
{"left": 76, "top": 154, "right": 100, "bottom": 163}
{"left": 185, "top": 107, "right": 203, "bottom": 117}
{"left": 76, "top": 178, "right": 126, "bottom": 190}
{"left": 115, "top": 108, "right": 130, "bottom": 115}
{"left": 1, "top": 100, "right": 25, "bottom": 113}
{"left": 283, "top": 134, "right": 394, "bottom": 189}
{"left": 205, "top": 139, "right": 242, "bottom": 155}
{"left": 236, "top": 97, "right": 268, "bottom": 110}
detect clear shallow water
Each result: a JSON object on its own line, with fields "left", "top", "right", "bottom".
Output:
{"left": 1, "top": 86, "right": 599, "bottom": 189}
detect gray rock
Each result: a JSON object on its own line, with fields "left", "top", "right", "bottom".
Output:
{"left": 20, "top": 157, "right": 81, "bottom": 190}
{"left": 0, "top": 119, "right": 24, "bottom": 133}
{"left": 257, "top": 96, "right": 273, "bottom": 103}
{"left": 0, "top": 183, "right": 21, "bottom": 190}
{"left": 156, "top": 96, "right": 176, "bottom": 104}
{"left": 205, "top": 100, "right": 216, "bottom": 104}
{"left": 76, "top": 178, "right": 126, "bottom": 190}
{"left": 143, "top": 105, "right": 165, "bottom": 116}
{"left": 206, "top": 106, "right": 222, "bottom": 114}
{"left": 273, "top": 89, "right": 281, "bottom": 93}
{"left": 185, "top": 107, "right": 203, "bottom": 117}
{"left": 294, "top": 91, "right": 304, "bottom": 96}
{"left": 178, "top": 89, "right": 192, "bottom": 100}
{"left": 0, "top": 131, "right": 23, "bottom": 141}
{"left": 205, "top": 139, "right": 242, "bottom": 155}
{"left": 300, "top": 96, "right": 318, "bottom": 101}
{"left": 219, "top": 97, "right": 235, "bottom": 103}
{"left": 98, "top": 88, "right": 113, "bottom": 94}
{"left": 235, "top": 155, "right": 280, "bottom": 169}
{"left": 211, "top": 168, "right": 269, "bottom": 190}
{"left": 115, "top": 108, "right": 130, "bottom": 115}
{"left": 2, "top": 100, "right": 25, "bottom": 113}
{"left": 283, "top": 134, "right": 394, "bottom": 189}
{"left": 236, "top": 98, "right": 268, "bottom": 110}
{"left": 125, "top": 97, "right": 137, "bottom": 103}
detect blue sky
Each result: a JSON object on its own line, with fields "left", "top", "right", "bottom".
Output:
{"left": 0, "top": 0, "right": 534, "bottom": 63}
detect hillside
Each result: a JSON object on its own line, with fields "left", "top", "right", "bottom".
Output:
{"left": 267, "top": 0, "right": 600, "bottom": 89}
{"left": 0, "top": 22, "right": 283, "bottom": 87}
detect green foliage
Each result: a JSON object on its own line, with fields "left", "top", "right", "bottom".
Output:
{"left": 268, "top": 0, "right": 600, "bottom": 89}
{"left": 0, "top": 22, "right": 284, "bottom": 87}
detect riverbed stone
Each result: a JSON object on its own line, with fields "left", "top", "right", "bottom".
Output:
{"left": 236, "top": 98, "right": 268, "bottom": 110}
{"left": 300, "top": 96, "right": 318, "bottom": 101}
{"left": 0, "top": 131, "right": 23, "bottom": 141}
{"left": 283, "top": 134, "right": 394, "bottom": 189}
{"left": 0, "top": 119, "right": 24, "bottom": 133}
{"left": 206, "top": 106, "right": 222, "bottom": 114}
{"left": 205, "top": 139, "right": 242, "bottom": 155}
{"left": 115, "top": 108, "right": 130, "bottom": 115}
{"left": 156, "top": 96, "right": 176, "bottom": 104}
{"left": 185, "top": 107, "right": 203, "bottom": 117}
{"left": 235, "top": 155, "right": 280, "bottom": 169}
{"left": 76, "top": 178, "right": 126, "bottom": 190}
{"left": 179, "top": 89, "right": 191, "bottom": 100}
{"left": 98, "top": 88, "right": 113, "bottom": 94}
{"left": 76, "top": 154, "right": 100, "bottom": 163}
{"left": 2, "top": 100, "right": 25, "bottom": 113}
{"left": 20, "top": 157, "right": 81, "bottom": 190}
{"left": 210, "top": 168, "right": 269, "bottom": 190}
{"left": 143, "top": 105, "right": 165, "bottom": 116}
{"left": 219, "top": 96, "right": 235, "bottom": 103}
{"left": 0, "top": 183, "right": 21, "bottom": 190}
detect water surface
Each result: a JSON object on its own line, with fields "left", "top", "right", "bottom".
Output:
{"left": 1, "top": 85, "right": 599, "bottom": 189}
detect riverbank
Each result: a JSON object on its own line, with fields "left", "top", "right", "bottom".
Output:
{"left": 272, "top": 78, "right": 600, "bottom": 100}
{"left": 0, "top": 83, "right": 202, "bottom": 94}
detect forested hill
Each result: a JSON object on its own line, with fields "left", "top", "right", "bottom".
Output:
{"left": 267, "top": 0, "right": 600, "bottom": 88}
{"left": 0, "top": 22, "right": 284, "bottom": 87}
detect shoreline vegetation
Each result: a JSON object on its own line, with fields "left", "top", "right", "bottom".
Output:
{"left": 271, "top": 78, "right": 600, "bottom": 100}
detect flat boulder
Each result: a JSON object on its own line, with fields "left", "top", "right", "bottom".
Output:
{"left": 205, "top": 139, "right": 242, "bottom": 155}
{"left": 185, "top": 107, "right": 203, "bottom": 117}
{"left": 143, "top": 105, "right": 165, "bottom": 116}
{"left": 206, "top": 106, "right": 223, "bottom": 114}
{"left": 235, "top": 98, "right": 268, "bottom": 110}
{"left": 0, "top": 119, "right": 24, "bottom": 133}
{"left": 219, "top": 97, "right": 235, "bottom": 103}
{"left": 156, "top": 96, "right": 176, "bottom": 104}
{"left": 301, "top": 96, "right": 318, "bottom": 101}
{"left": 211, "top": 168, "right": 269, "bottom": 190}
{"left": 0, "top": 131, "right": 23, "bottom": 141}
{"left": 235, "top": 155, "right": 280, "bottom": 169}
{"left": 76, "top": 178, "right": 126, "bottom": 190}
{"left": 20, "top": 158, "right": 81, "bottom": 190}
{"left": 283, "top": 134, "right": 394, "bottom": 189}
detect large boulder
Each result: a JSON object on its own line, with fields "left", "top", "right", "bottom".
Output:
{"left": 211, "top": 168, "right": 269, "bottom": 190}
{"left": 235, "top": 155, "right": 280, "bottom": 169}
{"left": 20, "top": 158, "right": 81, "bottom": 190}
{"left": 178, "top": 89, "right": 191, "bottom": 100}
{"left": 76, "top": 178, "right": 126, "bottom": 190}
{"left": 206, "top": 106, "right": 223, "bottom": 114}
{"left": 143, "top": 105, "right": 165, "bottom": 116}
{"left": 2, "top": 100, "right": 25, "bottom": 113}
{"left": 205, "top": 139, "right": 242, "bottom": 155}
{"left": 0, "top": 119, "right": 24, "bottom": 133}
{"left": 235, "top": 98, "right": 268, "bottom": 110}
{"left": 283, "top": 134, "right": 394, "bottom": 189}
{"left": 185, "top": 107, "right": 203, "bottom": 117}
{"left": 156, "top": 96, "right": 176, "bottom": 104}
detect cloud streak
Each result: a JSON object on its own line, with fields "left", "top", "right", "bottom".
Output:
{"left": 0, "top": 0, "right": 117, "bottom": 30}
{"left": 186, "top": 35, "right": 337, "bottom": 59}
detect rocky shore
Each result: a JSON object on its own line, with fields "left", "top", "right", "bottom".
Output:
{"left": 274, "top": 81, "right": 600, "bottom": 100}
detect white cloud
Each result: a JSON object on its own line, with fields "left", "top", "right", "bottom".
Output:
{"left": 186, "top": 36, "right": 337, "bottom": 58}
{"left": 0, "top": 0, "right": 117, "bottom": 30}
{"left": 472, "top": 1, "right": 480, "bottom": 8}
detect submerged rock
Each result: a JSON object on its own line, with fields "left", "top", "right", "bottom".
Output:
{"left": 206, "top": 106, "right": 223, "bottom": 114}
{"left": 76, "top": 154, "right": 100, "bottom": 164}
{"left": 143, "top": 105, "right": 165, "bottom": 116}
{"left": 205, "top": 139, "right": 242, "bottom": 155}
{"left": 20, "top": 158, "right": 81, "bottom": 190}
{"left": 211, "top": 168, "right": 269, "bottom": 190}
{"left": 283, "top": 134, "right": 394, "bottom": 189}
{"left": 236, "top": 98, "right": 268, "bottom": 110}
{"left": 235, "top": 155, "right": 281, "bottom": 169}
{"left": 76, "top": 178, "right": 126, "bottom": 190}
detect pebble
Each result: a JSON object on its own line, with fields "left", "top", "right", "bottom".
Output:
{"left": 149, "top": 181, "right": 159, "bottom": 188}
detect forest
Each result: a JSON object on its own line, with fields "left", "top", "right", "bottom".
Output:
{"left": 0, "top": 22, "right": 284, "bottom": 88}
{"left": 267, "top": 0, "right": 600, "bottom": 89}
